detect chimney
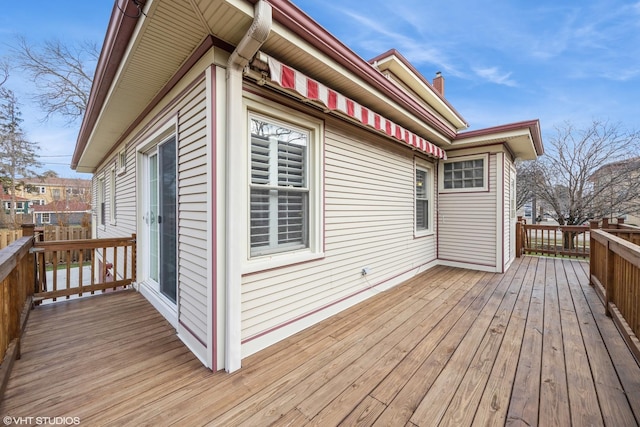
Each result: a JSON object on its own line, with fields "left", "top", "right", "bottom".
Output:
{"left": 433, "top": 71, "right": 444, "bottom": 96}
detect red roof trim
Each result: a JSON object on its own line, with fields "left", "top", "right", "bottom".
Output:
{"left": 72, "top": 0, "right": 141, "bottom": 169}
{"left": 455, "top": 119, "right": 544, "bottom": 156}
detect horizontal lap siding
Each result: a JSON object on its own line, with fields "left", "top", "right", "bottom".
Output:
{"left": 177, "top": 79, "right": 208, "bottom": 342}
{"left": 94, "top": 150, "right": 135, "bottom": 280}
{"left": 241, "top": 122, "right": 436, "bottom": 340}
{"left": 438, "top": 154, "right": 498, "bottom": 267}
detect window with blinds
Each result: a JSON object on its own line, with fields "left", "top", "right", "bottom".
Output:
{"left": 416, "top": 168, "right": 429, "bottom": 230}
{"left": 250, "top": 117, "right": 309, "bottom": 256}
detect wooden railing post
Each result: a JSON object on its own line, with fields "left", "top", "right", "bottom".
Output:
{"left": 602, "top": 218, "right": 609, "bottom": 229}
{"left": 617, "top": 217, "right": 625, "bottom": 226}
{"left": 604, "top": 240, "right": 614, "bottom": 317}
{"left": 589, "top": 220, "right": 599, "bottom": 230}
{"left": 515, "top": 220, "right": 523, "bottom": 258}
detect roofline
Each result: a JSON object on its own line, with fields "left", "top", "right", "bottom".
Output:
{"left": 72, "top": 0, "right": 142, "bottom": 169}
{"left": 262, "top": 0, "right": 457, "bottom": 140}
{"left": 455, "top": 119, "right": 544, "bottom": 156}
{"left": 369, "top": 48, "right": 468, "bottom": 128}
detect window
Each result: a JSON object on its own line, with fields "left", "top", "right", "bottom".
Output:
{"left": 109, "top": 168, "right": 116, "bottom": 224}
{"left": 415, "top": 162, "right": 433, "bottom": 235}
{"left": 118, "top": 149, "right": 127, "bottom": 175}
{"left": 440, "top": 155, "right": 488, "bottom": 192}
{"left": 16, "top": 202, "right": 23, "bottom": 210}
{"left": 52, "top": 188, "right": 61, "bottom": 200}
{"left": 39, "top": 186, "right": 46, "bottom": 194}
{"left": 98, "top": 177, "right": 106, "bottom": 226}
{"left": 249, "top": 115, "right": 309, "bottom": 256}
{"left": 41, "top": 213, "right": 50, "bottom": 224}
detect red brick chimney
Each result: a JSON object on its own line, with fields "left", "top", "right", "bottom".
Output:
{"left": 433, "top": 71, "right": 444, "bottom": 96}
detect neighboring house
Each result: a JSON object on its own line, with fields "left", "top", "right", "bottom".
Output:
{"left": 590, "top": 157, "right": 640, "bottom": 226}
{"left": 31, "top": 201, "right": 92, "bottom": 226}
{"left": 71, "top": 0, "right": 544, "bottom": 372}
{"left": 1, "top": 194, "right": 30, "bottom": 214}
{"left": 17, "top": 177, "right": 92, "bottom": 205}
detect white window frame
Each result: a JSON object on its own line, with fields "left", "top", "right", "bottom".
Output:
{"left": 39, "top": 186, "right": 46, "bottom": 194}
{"left": 242, "top": 97, "right": 324, "bottom": 274}
{"left": 118, "top": 149, "right": 127, "bottom": 175}
{"left": 97, "top": 175, "right": 106, "bottom": 228}
{"left": 41, "top": 213, "right": 50, "bottom": 224}
{"left": 439, "top": 154, "right": 489, "bottom": 193}
{"left": 109, "top": 166, "right": 117, "bottom": 225}
{"left": 415, "top": 160, "right": 434, "bottom": 237}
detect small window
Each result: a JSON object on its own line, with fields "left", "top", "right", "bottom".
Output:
{"left": 249, "top": 115, "right": 309, "bottom": 256}
{"left": 440, "top": 154, "right": 488, "bottom": 192}
{"left": 97, "top": 177, "right": 106, "bottom": 226}
{"left": 16, "top": 202, "right": 23, "bottom": 209}
{"left": 41, "top": 213, "right": 50, "bottom": 224}
{"left": 109, "top": 168, "right": 116, "bottom": 224}
{"left": 52, "top": 188, "right": 61, "bottom": 200}
{"left": 39, "top": 186, "right": 46, "bottom": 194}
{"left": 415, "top": 161, "right": 433, "bottom": 235}
{"left": 118, "top": 149, "right": 127, "bottom": 175}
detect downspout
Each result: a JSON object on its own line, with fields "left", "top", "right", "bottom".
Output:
{"left": 225, "top": 0, "right": 272, "bottom": 373}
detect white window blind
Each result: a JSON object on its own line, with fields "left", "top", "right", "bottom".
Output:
{"left": 250, "top": 117, "right": 309, "bottom": 256}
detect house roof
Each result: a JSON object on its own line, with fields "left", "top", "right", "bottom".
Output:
{"left": 454, "top": 120, "right": 544, "bottom": 160}
{"left": 22, "top": 177, "right": 92, "bottom": 187}
{"left": 31, "top": 201, "right": 92, "bottom": 213}
{"left": 72, "top": 0, "right": 543, "bottom": 171}
{"left": 0, "top": 194, "right": 28, "bottom": 202}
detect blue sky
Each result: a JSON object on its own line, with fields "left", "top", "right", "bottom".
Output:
{"left": 1, "top": 0, "right": 640, "bottom": 177}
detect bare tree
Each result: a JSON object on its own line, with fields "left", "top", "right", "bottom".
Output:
{"left": 533, "top": 120, "right": 640, "bottom": 227}
{"left": 0, "top": 88, "right": 42, "bottom": 227}
{"left": 11, "top": 36, "right": 98, "bottom": 123}
{"left": 0, "top": 59, "right": 9, "bottom": 87}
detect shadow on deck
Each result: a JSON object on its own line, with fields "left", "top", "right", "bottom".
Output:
{"left": 1, "top": 257, "right": 639, "bottom": 426}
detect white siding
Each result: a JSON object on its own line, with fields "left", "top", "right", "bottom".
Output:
{"left": 504, "top": 158, "right": 514, "bottom": 268}
{"left": 92, "top": 77, "right": 210, "bottom": 345}
{"left": 177, "top": 79, "right": 209, "bottom": 343}
{"left": 241, "top": 120, "right": 437, "bottom": 353}
{"left": 438, "top": 154, "right": 498, "bottom": 269}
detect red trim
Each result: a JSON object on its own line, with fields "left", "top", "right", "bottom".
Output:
{"left": 72, "top": 0, "right": 139, "bottom": 169}
{"left": 455, "top": 119, "right": 544, "bottom": 156}
{"left": 210, "top": 65, "right": 218, "bottom": 372}
{"left": 437, "top": 258, "right": 497, "bottom": 269}
{"left": 241, "top": 258, "right": 437, "bottom": 344}
{"left": 179, "top": 319, "right": 207, "bottom": 347}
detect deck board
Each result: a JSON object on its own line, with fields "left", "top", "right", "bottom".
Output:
{"left": 2, "top": 258, "right": 640, "bottom": 426}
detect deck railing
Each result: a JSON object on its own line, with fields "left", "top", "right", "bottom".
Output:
{"left": 0, "top": 225, "right": 137, "bottom": 401}
{"left": 517, "top": 222, "right": 591, "bottom": 258}
{"left": 0, "top": 225, "right": 35, "bottom": 398}
{"left": 32, "top": 234, "right": 136, "bottom": 302}
{"left": 590, "top": 227, "right": 640, "bottom": 363}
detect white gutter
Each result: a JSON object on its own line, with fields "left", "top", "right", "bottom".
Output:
{"left": 225, "top": 0, "right": 272, "bottom": 373}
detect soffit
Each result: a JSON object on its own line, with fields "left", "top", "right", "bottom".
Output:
{"left": 77, "top": 0, "right": 457, "bottom": 171}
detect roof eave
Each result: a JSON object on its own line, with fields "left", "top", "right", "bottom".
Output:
{"left": 71, "top": 0, "right": 143, "bottom": 170}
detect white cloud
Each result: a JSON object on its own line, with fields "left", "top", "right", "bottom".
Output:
{"left": 473, "top": 67, "right": 517, "bottom": 87}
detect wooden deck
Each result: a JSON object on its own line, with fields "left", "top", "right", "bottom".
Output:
{"left": 2, "top": 257, "right": 639, "bottom": 426}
